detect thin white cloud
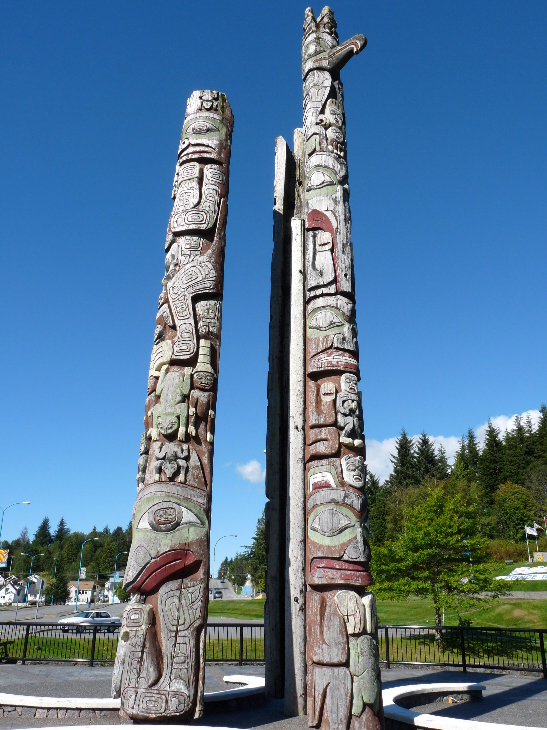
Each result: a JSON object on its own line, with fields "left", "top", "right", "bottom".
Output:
{"left": 366, "top": 409, "right": 541, "bottom": 484}
{"left": 236, "top": 460, "right": 266, "bottom": 484}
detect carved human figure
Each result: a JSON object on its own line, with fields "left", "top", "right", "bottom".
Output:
{"left": 336, "top": 373, "right": 364, "bottom": 448}
{"left": 188, "top": 340, "right": 216, "bottom": 444}
{"left": 137, "top": 433, "right": 150, "bottom": 491}
{"left": 148, "top": 365, "right": 192, "bottom": 442}
{"left": 113, "top": 90, "right": 233, "bottom": 722}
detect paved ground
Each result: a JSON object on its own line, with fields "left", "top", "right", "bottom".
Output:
{"left": 0, "top": 664, "right": 546, "bottom": 728}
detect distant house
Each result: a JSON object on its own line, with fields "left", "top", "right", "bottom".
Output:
{"left": 0, "top": 575, "right": 45, "bottom": 605}
{"left": 104, "top": 570, "right": 125, "bottom": 603}
{"left": 67, "top": 581, "right": 99, "bottom": 606}
{"left": 0, "top": 577, "right": 25, "bottom": 605}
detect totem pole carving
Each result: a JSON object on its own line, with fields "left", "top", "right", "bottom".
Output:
{"left": 302, "top": 8, "right": 384, "bottom": 730}
{"left": 112, "top": 90, "right": 233, "bottom": 722}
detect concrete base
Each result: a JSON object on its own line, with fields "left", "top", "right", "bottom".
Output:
{"left": 0, "top": 675, "right": 265, "bottom": 721}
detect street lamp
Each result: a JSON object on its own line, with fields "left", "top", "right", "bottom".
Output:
{"left": 75, "top": 538, "right": 99, "bottom": 611}
{"left": 211, "top": 534, "right": 236, "bottom": 601}
{"left": 21, "top": 553, "right": 44, "bottom": 605}
{"left": 112, "top": 551, "right": 128, "bottom": 604}
{"left": 0, "top": 502, "right": 30, "bottom": 542}
{"left": 51, "top": 557, "right": 59, "bottom": 606}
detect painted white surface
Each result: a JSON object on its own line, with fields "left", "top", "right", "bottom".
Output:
{"left": 0, "top": 674, "right": 264, "bottom": 711}
{"left": 383, "top": 682, "right": 538, "bottom": 730}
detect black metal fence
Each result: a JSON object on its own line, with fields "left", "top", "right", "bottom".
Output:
{"left": 380, "top": 625, "right": 547, "bottom": 677}
{"left": 0, "top": 622, "right": 545, "bottom": 676}
{"left": 0, "top": 621, "right": 264, "bottom": 666}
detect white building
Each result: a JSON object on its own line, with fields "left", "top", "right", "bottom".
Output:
{"left": 0, "top": 575, "right": 45, "bottom": 605}
{"left": 104, "top": 570, "right": 125, "bottom": 603}
{"left": 66, "top": 580, "right": 99, "bottom": 606}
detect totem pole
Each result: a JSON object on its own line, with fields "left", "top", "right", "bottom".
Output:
{"left": 302, "top": 10, "right": 383, "bottom": 730}
{"left": 111, "top": 90, "right": 233, "bottom": 722}
{"left": 266, "top": 8, "right": 383, "bottom": 730}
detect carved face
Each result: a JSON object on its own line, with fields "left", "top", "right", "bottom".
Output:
{"left": 124, "top": 486, "right": 208, "bottom": 594}
{"left": 193, "top": 371, "right": 214, "bottom": 390}
{"left": 341, "top": 455, "right": 366, "bottom": 489}
{"left": 306, "top": 496, "right": 371, "bottom": 587}
{"left": 178, "top": 114, "right": 229, "bottom": 165}
{"left": 147, "top": 376, "right": 158, "bottom": 395}
{"left": 341, "top": 373, "right": 359, "bottom": 395}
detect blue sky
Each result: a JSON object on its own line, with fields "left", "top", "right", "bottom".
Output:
{"left": 1, "top": 2, "right": 546, "bottom": 566}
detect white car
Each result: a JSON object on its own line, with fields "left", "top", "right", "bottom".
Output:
{"left": 59, "top": 610, "right": 121, "bottom": 633}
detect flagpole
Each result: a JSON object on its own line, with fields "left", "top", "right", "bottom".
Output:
{"left": 525, "top": 526, "right": 530, "bottom": 562}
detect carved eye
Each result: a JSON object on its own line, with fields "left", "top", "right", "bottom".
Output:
{"left": 310, "top": 508, "right": 352, "bottom": 537}
{"left": 309, "top": 309, "right": 344, "bottom": 331}
{"left": 137, "top": 503, "right": 202, "bottom": 532}
{"left": 187, "top": 121, "right": 218, "bottom": 135}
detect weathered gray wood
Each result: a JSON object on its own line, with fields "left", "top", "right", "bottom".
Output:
{"left": 265, "top": 136, "right": 295, "bottom": 700}
{"left": 285, "top": 215, "right": 307, "bottom": 717}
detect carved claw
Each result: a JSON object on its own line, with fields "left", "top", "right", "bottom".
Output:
{"left": 188, "top": 425, "right": 196, "bottom": 437}
{"left": 207, "top": 432, "right": 214, "bottom": 443}
{"left": 147, "top": 428, "right": 159, "bottom": 441}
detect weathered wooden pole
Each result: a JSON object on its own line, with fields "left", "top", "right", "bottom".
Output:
{"left": 266, "top": 7, "right": 384, "bottom": 729}
{"left": 111, "top": 90, "right": 233, "bottom": 722}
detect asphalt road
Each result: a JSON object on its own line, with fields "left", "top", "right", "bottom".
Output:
{"left": 0, "top": 602, "right": 127, "bottom": 623}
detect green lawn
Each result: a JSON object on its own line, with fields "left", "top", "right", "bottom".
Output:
{"left": 377, "top": 597, "right": 547, "bottom": 629}
{"left": 208, "top": 599, "right": 265, "bottom": 620}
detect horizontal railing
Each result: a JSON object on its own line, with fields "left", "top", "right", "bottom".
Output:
{"left": 0, "top": 621, "right": 265, "bottom": 666}
{"left": 379, "top": 625, "right": 547, "bottom": 677}
{"left": 0, "top": 622, "right": 545, "bottom": 675}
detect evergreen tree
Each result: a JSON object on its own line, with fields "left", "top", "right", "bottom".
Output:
{"left": 535, "top": 404, "right": 547, "bottom": 466}
{"left": 478, "top": 421, "right": 504, "bottom": 500}
{"left": 504, "top": 416, "right": 530, "bottom": 484}
{"left": 365, "top": 471, "right": 381, "bottom": 511}
{"left": 368, "top": 480, "right": 391, "bottom": 546}
{"left": 466, "top": 429, "right": 480, "bottom": 480}
{"left": 435, "top": 445, "right": 450, "bottom": 480}
{"left": 19, "top": 526, "right": 29, "bottom": 545}
{"left": 451, "top": 436, "right": 468, "bottom": 481}
{"left": 390, "top": 429, "right": 417, "bottom": 489}
{"left": 34, "top": 517, "right": 52, "bottom": 547}
{"left": 415, "top": 432, "right": 437, "bottom": 483}
{"left": 53, "top": 517, "right": 70, "bottom": 542}
{"left": 245, "top": 510, "right": 266, "bottom": 592}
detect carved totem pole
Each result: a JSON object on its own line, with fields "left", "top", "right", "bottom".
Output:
{"left": 112, "top": 90, "right": 233, "bottom": 722}
{"left": 266, "top": 8, "right": 384, "bottom": 730}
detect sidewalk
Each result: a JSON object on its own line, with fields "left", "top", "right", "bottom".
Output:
{"left": 0, "top": 664, "right": 546, "bottom": 728}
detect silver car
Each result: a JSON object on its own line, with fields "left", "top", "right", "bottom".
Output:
{"left": 59, "top": 610, "right": 121, "bottom": 633}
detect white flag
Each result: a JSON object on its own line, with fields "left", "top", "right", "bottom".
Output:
{"left": 525, "top": 525, "right": 538, "bottom": 537}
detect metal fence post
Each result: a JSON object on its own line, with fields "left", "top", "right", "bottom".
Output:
{"left": 385, "top": 627, "right": 390, "bottom": 669}
{"left": 539, "top": 631, "right": 547, "bottom": 680}
{"left": 460, "top": 627, "right": 467, "bottom": 673}
{"left": 21, "top": 624, "right": 30, "bottom": 665}
{"left": 239, "top": 625, "right": 244, "bottom": 666}
{"left": 90, "top": 626, "right": 97, "bottom": 667}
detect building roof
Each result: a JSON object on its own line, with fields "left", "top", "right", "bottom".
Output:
{"left": 68, "top": 581, "right": 96, "bottom": 589}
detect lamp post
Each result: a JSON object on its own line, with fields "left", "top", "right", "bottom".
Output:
{"left": 21, "top": 553, "right": 44, "bottom": 606}
{"left": 75, "top": 538, "right": 99, "bottom": 611}
{"left": 51, "top": 557, "right": 58, "bottom": 606}
{"left": 112, "top": 551, "right": 128, "bottom": 604}
{"left": 211, "top": 534, "right": 236, "bottom": 601}
{"left": 0, "top": 502, "right": 30, "bottom": 542}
